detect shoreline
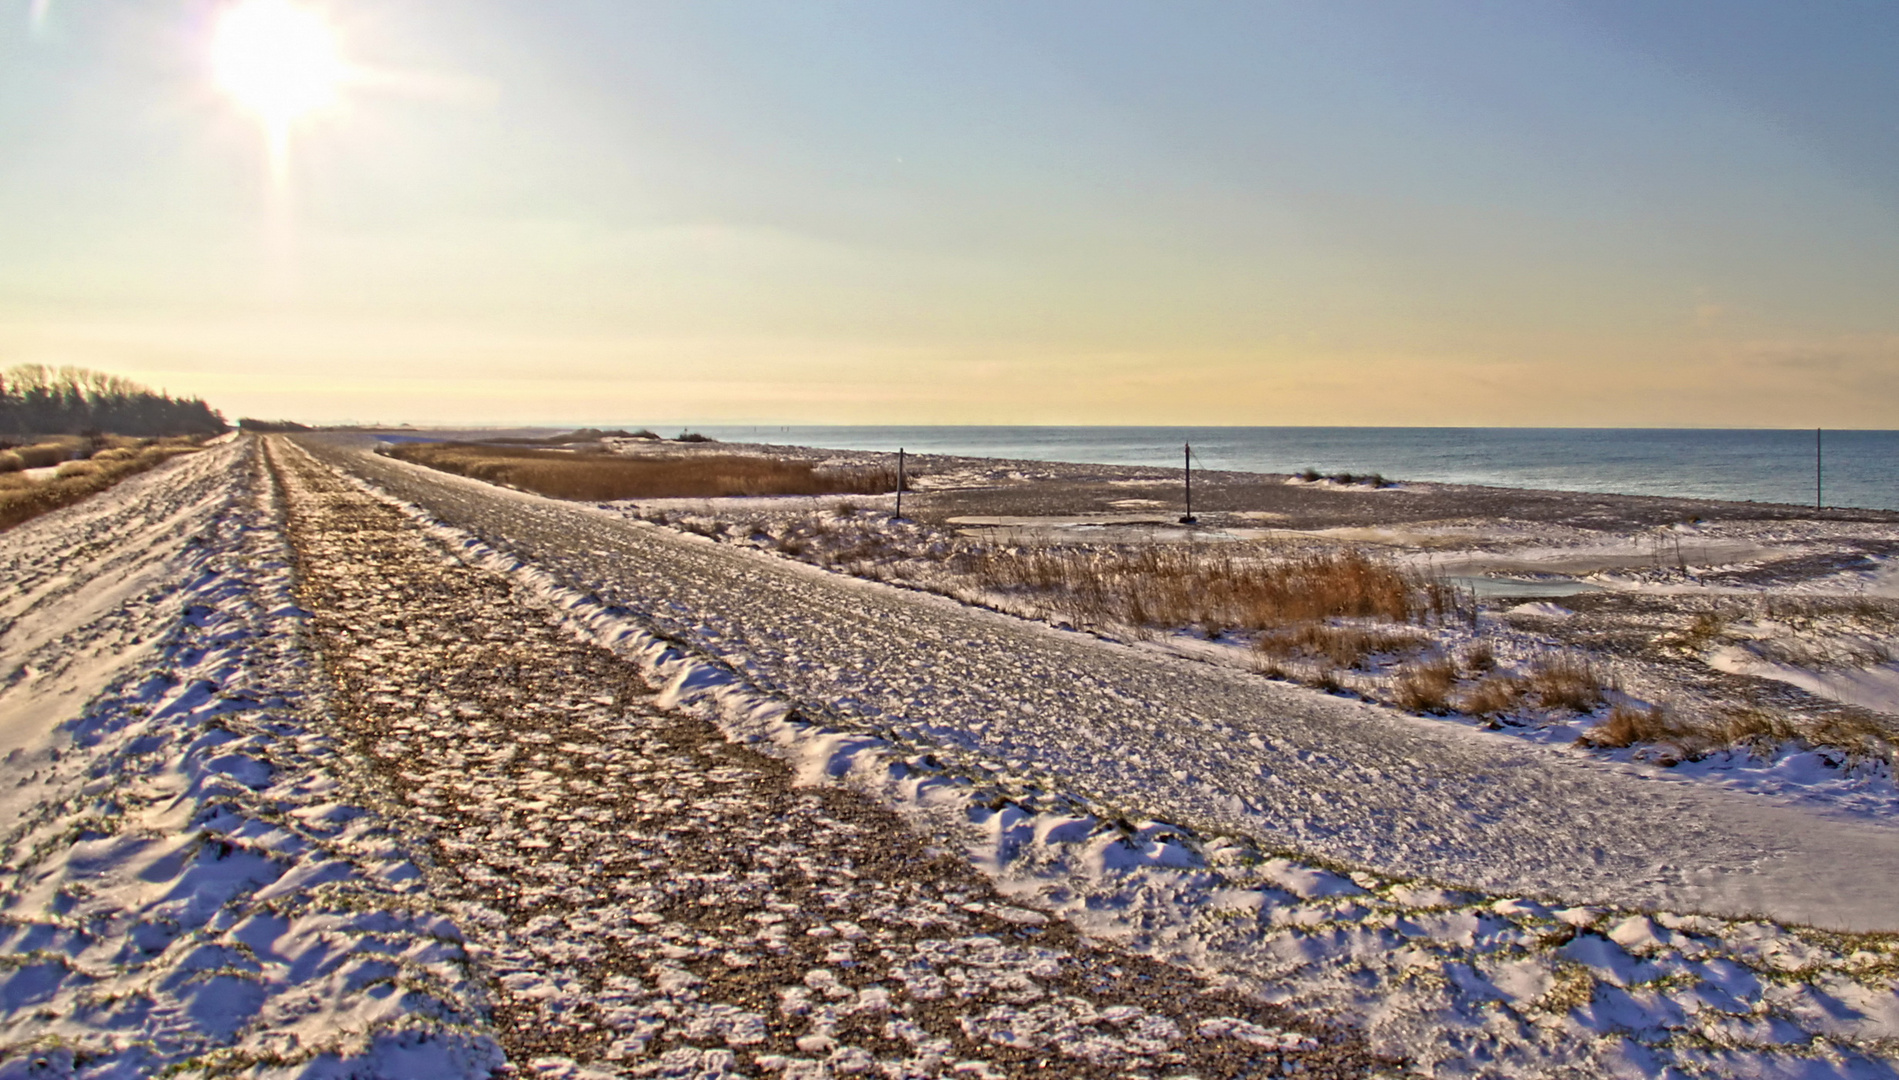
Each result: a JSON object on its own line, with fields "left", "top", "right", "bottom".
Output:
{"left": 688, "top": 424, "right": 1899, "bottom": 516}
{"left": 358, "top": 425, "right": 1899, "bottom": 517}
{"left": 601, "top": 432, "right": 1899, "bottom": 532}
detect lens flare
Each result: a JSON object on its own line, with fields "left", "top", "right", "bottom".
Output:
{"left": 211, "top": 0, "right": 344, "bottom": 174}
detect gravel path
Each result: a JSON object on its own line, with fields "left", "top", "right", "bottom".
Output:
{"left": 289, "top": 435, "right": 1899, "bottom": 934}
{"left": 271, "top": 438, "right": 1378, "bottom": 1078}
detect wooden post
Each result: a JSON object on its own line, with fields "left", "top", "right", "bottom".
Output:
{"left": 1816, "top": 428, "right": 1823, "bottom": 511}
{"left": 896, "top": 448, "right": 905, "bottom": 519}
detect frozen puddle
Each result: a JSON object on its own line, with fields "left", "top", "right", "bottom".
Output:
{"left": 1449, "top": 575, "right": 1604, "bottom": 599}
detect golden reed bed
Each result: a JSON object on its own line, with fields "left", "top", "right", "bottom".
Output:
{"left": 381, "top": 440, "right": 900, "bottom": 501}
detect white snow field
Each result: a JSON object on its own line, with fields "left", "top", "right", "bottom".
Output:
{"left": 7, "top": 433, "right": 1899, "bottom": 1078}
{"left": 0, "top": 440, "right": 499, "bottom": 1076}
{"left": 284, "top": 434, "right": 1899, "bottom": 1078}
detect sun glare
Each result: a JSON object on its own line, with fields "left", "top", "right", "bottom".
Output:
{"left": 212, "top": 0, "right": 344, "bottom": 169}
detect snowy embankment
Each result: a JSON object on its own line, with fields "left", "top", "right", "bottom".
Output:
{"left": 0, "top": 439, "right": 497, "bottom": 1076}
{"left": 270, "top": 438, "right": 1368, "bottom": 1079}
{"left": 297, "top": 438, "right": 1899, "bottom": 1079}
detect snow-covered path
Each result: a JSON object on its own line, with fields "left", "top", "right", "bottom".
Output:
{"left": 0, "top": 439, "right": 499, "bottom": 1075}
{"left": 271, "top": 433, "right": 1371, "bottom": 1078}
{"left": 300, "top": 437, "right": 1899, "bottom": 933}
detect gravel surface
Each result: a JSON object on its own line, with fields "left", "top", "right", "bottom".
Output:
{"left": 291, "top": 435, "right": 1899, "bottom": 933}
{"left": 271, "top": 439, "right": 1378, "bottom": 1078}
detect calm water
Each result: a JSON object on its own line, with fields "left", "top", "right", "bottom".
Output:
{"left": 686, "top": 426, "right": 1899, "bottom": 513}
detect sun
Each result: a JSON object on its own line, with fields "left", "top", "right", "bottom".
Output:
{"left": 211, "top": 0, "right": 345, "bottom": 164}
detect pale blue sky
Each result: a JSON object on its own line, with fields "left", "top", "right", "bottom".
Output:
{"left": 2, "top": 1, "right": 1895, "bottom": 425}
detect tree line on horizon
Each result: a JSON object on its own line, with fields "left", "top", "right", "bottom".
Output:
{"left": 0, "top": 365, "right": 225, "bottom": 439}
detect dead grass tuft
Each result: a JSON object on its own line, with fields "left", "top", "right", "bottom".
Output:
{"left": 384, "top": 442, "right": 898, "bottom": 501}
{"left": 1764, "top": 595, "right": 1898, "bottom": 625}
{"left": 1460, "top": 640, "right": 1495, "bottom": 676}
{"left": 1252, "top": 657, "right": 1289, "bottom": 680}
{"left": 1458, "top": 674, "right": 1526, "bottom": 719}
{"left": 0, "top": 436, "right": 89, "bottom": 472}
{"left": 1713, "top": 705, "right": 1803, "bottom": 749}
{"left": 1257, "top": 622, "right": 1425, "bottom": 669}
{"left": 1806, "top": 714, "right": 1897, "bottom": 764}
{"left": 1576, "top": 703, "right": 1678, "bottom": 749}
{"left": 1677, "top": 609, "right": 1731, "bottom": 650}
{"left": 1524, "top": 654, "right": 1609, "bottom": 712}
{"left": 1393, "top": 657, "right": 1457, "bottom": 713}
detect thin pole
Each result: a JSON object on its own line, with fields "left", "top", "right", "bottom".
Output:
{"left": 1816, "top": 428, "right": 1823, "bottom": 511}
{"left": 1180, "top": 442, "right": 1197, "bottom": 524}
{"left": 895, "top": 448, "right": 905, "bottom": 519}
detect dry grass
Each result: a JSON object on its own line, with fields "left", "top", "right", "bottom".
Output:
{"left": 1524, "top": 653, "right": 1608, "bottom": 712}
{"left": 1762, "top": 595, "right": 1898, "bottom": 624}
{"left": 0, "top": 436, "right": 90, "bottom": 472}
{"left": 0, "top": 439, "right": 203, "bottom": 532}
{"left": 1578, "top": 703, "right": 1776, "bottom": 757}
{"left": 1447, "top": 654, "right": 1604, "bottom": 720}
{"left": 1393, "top": 657, "right": 1458, "bottom": 713}
{"left": 1576, "top": 703, "right": 1680, "bottom": 749}
{"left": 1257, "top": 622, "right": 1425, "bottom": 669}
{"left": 972, "top": 545, "right": 1457, "bottom": 637}
{"left": 1460, "top": 640, "right": 1495, "bottom": 675}
{"left": 385, "top": 442, "right": 899, "bottom": 501}
{"left": 1458, "top": 673, "right": 1526, "bottom": 719}
{"left": 1676, "top": 609, "right": 1731, "bottom": 650}
{"left": 1576, "top": 702, "right": 1895, "bottom": 766}
{"left": 1803, "top": 714, "right": 1899, "bottom": 764}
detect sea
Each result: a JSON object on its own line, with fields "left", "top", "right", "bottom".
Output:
{"left": 686, "top": 426, "right": 1899, "bottom": 513}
